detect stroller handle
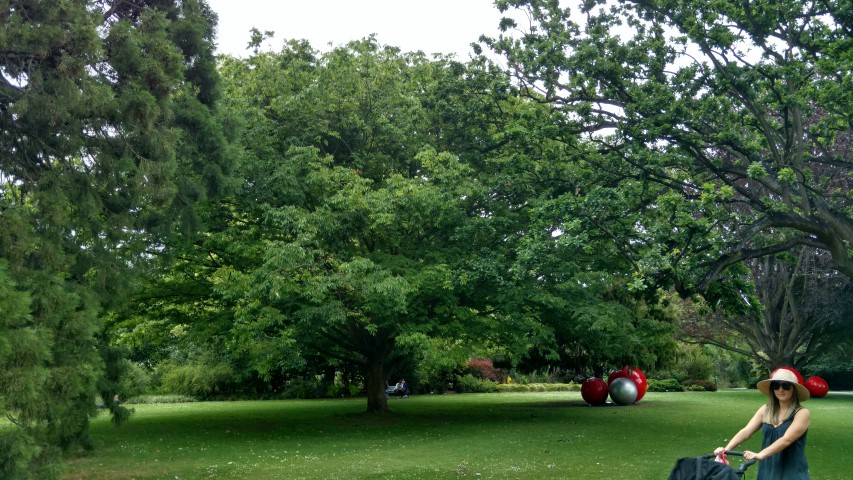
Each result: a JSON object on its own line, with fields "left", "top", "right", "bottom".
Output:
{"left": 702, "top": 451, "right": 758, "bottom": 471}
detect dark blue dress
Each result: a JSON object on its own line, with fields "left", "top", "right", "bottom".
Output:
{"left": 757, "top": 408, "right": 809, "bottom": 480}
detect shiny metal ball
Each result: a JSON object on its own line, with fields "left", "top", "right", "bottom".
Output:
{"left": 609, "top": 377, "right": 638, "bottom": 405}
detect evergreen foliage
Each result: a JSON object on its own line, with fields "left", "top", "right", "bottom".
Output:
{"left": 0, "top": 1, "right": 230, "bottom": 476}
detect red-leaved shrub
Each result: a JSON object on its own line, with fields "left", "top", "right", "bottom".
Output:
{"left": 466, "top": 359, "right": 508, "bottom": 383}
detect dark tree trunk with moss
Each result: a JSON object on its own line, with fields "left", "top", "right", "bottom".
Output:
{"left": 365, "top": 359, "right": 390, "bottom": 413}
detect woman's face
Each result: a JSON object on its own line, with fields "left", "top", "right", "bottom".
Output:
{"left": 772, "top": 381, "right": 794, "bottom": 401}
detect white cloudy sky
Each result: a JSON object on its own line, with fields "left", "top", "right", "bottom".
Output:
{"left": 205, "top": 0, "right": 511, "bottom": 58}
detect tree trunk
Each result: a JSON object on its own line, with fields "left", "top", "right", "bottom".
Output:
{"left": 365, "top": 360, "right": 389, "bottom": 413}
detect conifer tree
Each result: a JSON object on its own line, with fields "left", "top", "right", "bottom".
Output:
{"left": 0, "top": 1, "right": 230, "bottom": 477}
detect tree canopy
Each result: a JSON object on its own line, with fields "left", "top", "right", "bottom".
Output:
{"left": 111, "top": 39, "right": 505, "bottom": 412}
{"left": 483, "top": 0, "right": 853, "bottom": 302}
{"left": 109, "top": 36, "right": 680, "bottom": 413}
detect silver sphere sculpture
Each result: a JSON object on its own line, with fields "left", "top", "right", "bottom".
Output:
{"left": 609, "top": 377, "right": 638, "bottom": 405}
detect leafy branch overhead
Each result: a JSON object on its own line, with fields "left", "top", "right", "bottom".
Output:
{"left": 484, "top": 0, "right": 853, "bottom": 297}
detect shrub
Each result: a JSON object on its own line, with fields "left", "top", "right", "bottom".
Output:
{"left": 510, "top": 369, "right": 571, "bottom": 384}
{"left": 281, "top": 377, "right": 324, "bottom": 399}
{"left": 416, "top": 338, "right": 469, "bottom": 394}
{"left": 124, "top": 394, "right": 197, "bottom": 404}
{"left": 117, "top": 361, "right": 153, "bottom": 399}
{"left": 708, "top": 346, "right": 753, "bottom": 388}
{"left": 325, "top": 382, "right": 363, "bottom": 398}
{"left": 159, "top": 363, "right": 235, "bottom": 399}
{"left": 498, "top": 384, "right": 531, "bottom": 392}
{"left": 657, "top": 344, "right": 714, "bottom": 382}
{"left": 807, "top": 344, "right": 853, "bottom": 390}
{"left": 348, "top": 384, "right": 362, "bottom": 397}
{"left": 647, "top": 378, "right": 684, "bottom": 392}
{"left": 326, "top": 384, "right": 344, "bottom": 398}
{"left": 496, "top": 383, "right": 580, "bottom": 393}
{"left": 466, "top": 359, "right": 508, "bottom": 383}
{"left": 454, "top": 374, "right": 499, "bottom": 393}
{"left": 683, "top": 379, "right": 717, "bottom": 392}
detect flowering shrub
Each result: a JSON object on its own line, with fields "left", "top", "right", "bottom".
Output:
{"left": 466, "top": 359, "right": 508, "bottom": 383}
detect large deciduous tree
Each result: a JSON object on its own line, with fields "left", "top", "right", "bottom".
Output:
{"left": 483, "top": 0, "right": 853, "bottom": 301}
{"left": 115, "top": 38, "right": 517, "bottom": 413}
{"left": 118, "top": 34, "right": 683, "bottom": 409}
{"left": 0, "top": 1, "right": 229, "bottom": 477}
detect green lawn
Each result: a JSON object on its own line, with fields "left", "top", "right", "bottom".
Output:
{"left": 63, "top": 391, "right": 853, "bottom": 480}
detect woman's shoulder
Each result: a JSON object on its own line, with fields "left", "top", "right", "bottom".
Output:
{"left": 751, "top": 403, "right": 767, "bottom": 422}
{"left": 792, "top": 406, "right": 811, "bottom": 427}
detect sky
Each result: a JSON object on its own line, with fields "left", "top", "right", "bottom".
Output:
{"left": 205, "top": 0, "right": 511, "bottom": 58}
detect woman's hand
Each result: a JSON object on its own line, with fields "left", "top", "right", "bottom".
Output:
{"left": 713, "top": 447, "right": 726, "bottom": 455}
{"left": 743, "top": 450, "right": 764, "bottom": 461}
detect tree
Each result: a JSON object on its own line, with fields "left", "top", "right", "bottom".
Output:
{"left": 464, "top": 86, "right": 681, "bottom": 375}
{"left": 0, "top": 1, "right": 229, "bottom": 477}
{"left": 482, "top": 0, "right": 853, "bottom": 300}
{"left": 114, "top": 39, "right": 510, "bottom": 412}
{"left": 679, "top": 247, "right": 853, "bottom": 370}
{"left": 179, "top": 33, "right": 667, "bottom": 410}
{"left": 114, "top": 31, "right": 682, "bottom": 413}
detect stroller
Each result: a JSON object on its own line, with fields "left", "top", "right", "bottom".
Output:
{"left": 667, "top": 451, "right": 757, "bottom": 480}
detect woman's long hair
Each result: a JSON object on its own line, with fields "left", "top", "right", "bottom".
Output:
{"left": 763, "top": 389, "right": 802, "bottom": 424}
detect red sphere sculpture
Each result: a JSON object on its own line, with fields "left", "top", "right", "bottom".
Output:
{"left": 607, "top": 367, "right": 626, "bottom": 385}
{"left": 581, "top": 377, "right": 609, "bottom": 406}
{"left": 805, "top": 376, "right": 829, "bottom": 398}
{"left": 630, "top": 368, "right": 648, "bottom": 402}
{"left": 608, "top": 366, "right": 648, "bottom": 402}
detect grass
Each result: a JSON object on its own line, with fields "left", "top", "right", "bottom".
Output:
{"left": 63, "top": 390, "right": 853, "bottom": 480}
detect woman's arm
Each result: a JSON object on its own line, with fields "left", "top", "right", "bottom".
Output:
{"left": 748, "top": 408, "right": 810, "bottom": 461}
{"left": 715, "top": 405, "right": 765, "bottom": 454}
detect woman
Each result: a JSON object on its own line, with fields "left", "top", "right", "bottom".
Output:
{"left": 715, "top": 368, "right": 811, "bottom": 479}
